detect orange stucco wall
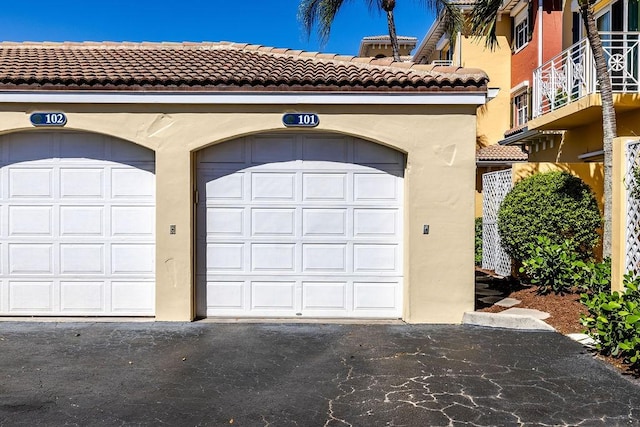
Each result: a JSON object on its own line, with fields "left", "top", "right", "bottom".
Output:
{"left": 511, "top": 0, "right": 564, "bottom": 87}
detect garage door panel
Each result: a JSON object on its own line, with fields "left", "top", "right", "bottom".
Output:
{"left": 205, "top": 172, "right": 244, "bottom": 200}
{"left": 207, "top": 208, "right": 245, "bottom": 235}
{"left": 111, "top": 281, "right": 154, "bottom": 313}
{"left": 111, "top": 168, "right": 154, "bottom": 198}
{"left": 251, "top": 208, "right": 296, "bottom": 236}
{"left": 354, "top": 173, "right": 398, "bottom": 201}
{"left": 251, "top": 136, "right": 296, "bottom": 163}
{"left": 9, "top": 281, "right": 54, "bottom": 311}
{"left": 9, "top": 244, "right": 53, "bottom": 274}
{"left": 59, "top": 134, "right": 106, "bottom": 159}
{"left": 60, "top": 244, "right": 104, "bottom": 274}
{"left": 354, "top": 209, "right": 399, "bottom": 236}
{"left": 207, "top": 243, "right": 245, "bottom": 271}
{"left": 111, "top": 206, "right": 154, "bottom": 236}
{"left": 354, "top": 282, "right": 399, "bottom": 311}
{"left": 110, "top": 140, "right": 155, "bottom": 163}
{"left": 60, "top": 282, "right": 104, "bottom": 312}
{"left": 251, "top": 281, "right": 296, "bottom": 310}
{"left": 302, "top": 282, "right": 347, "bottom": 310}
{"left": 199, "top": 134, "right": 403, "bottom": 318}
{"left": 60, "top": 206, "right": 104, "bottom": 236}
{"left": 7, "top": 135, "right": 54, "bottom": 163}
{"left": 9, "top": 206, "right": 52, "bottom": 236}
{"left": 207, "top": 281, "right": 245, "bottom": 309}
{"left": 354, "top": 140, "right": 402, "bottom": 165}
{"left": 251, "top": 173, "right": 295, "bottom": 200}
{"left": 111, "top": 244, "right": 154, "bottom": 274}
{"left": 302, "top": 137, "right": 348, "bottom": 162}
{"left": 60, "top": 168, "right": 104, "bottom": 198}
{"left": 302, "top": 209, "right": 347, "bottom": 236}
{"left": 303, "top": 173, "right": 347, "bottom": 200}
{"left": 251, "top": 244, "right": 296, "bottom": 271}
{"left": 199, "top": 140, "right": 247, "bottom": 164}
{"left": 353, "top": 245, "right": 399, "bottom": 272}
{"left": 9, "top": 168, "right": 53, "bottom": 198}
{"left": 302, "top": 244, "right": 346, "bottom": 272}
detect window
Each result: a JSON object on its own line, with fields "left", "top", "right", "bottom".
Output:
{"left": 512, "top": 90, "right": 529, "bottom": 127}
{"left": 514, "top": 9, "right": 529, "bottom": 51}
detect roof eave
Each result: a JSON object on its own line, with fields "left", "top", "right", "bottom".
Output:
{"left": 476, "top": 160, "right": 527, "bottom": 166}
{"left": 0, "top": 90, "right": 489, "bottom": 106}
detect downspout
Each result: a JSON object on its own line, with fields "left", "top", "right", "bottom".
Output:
{"left": 538, "top": 0, "right": 543, "bottom": 67}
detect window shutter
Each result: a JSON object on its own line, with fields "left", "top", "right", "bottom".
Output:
{"left": 528, "top": 1, "right": 534, "bottom": 42}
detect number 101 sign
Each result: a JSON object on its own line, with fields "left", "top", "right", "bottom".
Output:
{"left": 30, "top": 112, "right": 67, "bottom": 127}
{"left": 282, "top": 113, "right": 319, "bottom": 128}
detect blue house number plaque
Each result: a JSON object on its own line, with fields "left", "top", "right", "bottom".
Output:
{"left": 30, "top": 112, "right": 67, "bottom": 127}
{"left": 282, "top": 113, "right": 319, "bottom": 128}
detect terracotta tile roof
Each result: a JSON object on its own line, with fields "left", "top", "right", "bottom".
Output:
{"left": 476, "top": 145, "right": 528, "bottom": 162}
{"left": 0, "top": 41, "right": 488, "bottom": 93}
{"left": 360, "top": 35, "right": 418, "bottom": 42}
{"left": 504, "top": 123, "right": 528, "bottom": 137}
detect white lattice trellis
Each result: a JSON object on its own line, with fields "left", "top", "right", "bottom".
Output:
{"left": 482, "top": 169, "right": 513, "bottom": 277}
{"left": 625, "top": 140, "right": 640, "bottom": 276}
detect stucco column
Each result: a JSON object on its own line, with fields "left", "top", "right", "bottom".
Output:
{"left": 612, "top": 136, "right": 630, "bottom": 292}
{"left": 154, "top": 146, "right": 194, "bottom": 321}
{"left": 402, "top": 114, "right": 477, "bottom": 323}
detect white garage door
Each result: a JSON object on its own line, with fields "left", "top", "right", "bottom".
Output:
{"left": 0, "top": 132, "right": 155, "bottom": 316}
{"left": 197, "top": 133, "right": 404, "bottom": 318}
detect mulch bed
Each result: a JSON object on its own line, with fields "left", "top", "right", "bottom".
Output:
{"left": 476, "top": 272, "right": 639, "bottom": 378}
{"left": 480, "top": 286, "right": 587, "bottom": 335}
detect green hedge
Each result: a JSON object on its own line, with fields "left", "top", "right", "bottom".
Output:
{"left": 475, "top": 217, "right": 483, "bottom": 266}
{"left": 498, "top": 171, "right": 601, "bottom": 263}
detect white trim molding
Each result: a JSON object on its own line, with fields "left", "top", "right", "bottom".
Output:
{"left": 0, "top": 91, "right": 489, "bottom": 106}
{"left": 510, "top": 80, "right": 530, "bottom": 94}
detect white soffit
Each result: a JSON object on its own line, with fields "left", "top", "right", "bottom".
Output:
{"left": 435, "top": 34, "right": 450, "bottom": 51}
{"left": 510, "top": 0, "right": 528, "bottom": 16}
{"left": 0, "top": 91, "right": 488, "bottom": 106}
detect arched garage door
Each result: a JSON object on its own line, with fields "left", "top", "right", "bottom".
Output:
{"left": 0, "top": 132, "right": 155, "bottom": 316}
{"left": 196, "top": 133, "right": 404, "bottom": 318}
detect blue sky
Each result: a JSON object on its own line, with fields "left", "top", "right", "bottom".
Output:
{"left": 0, "top": 1, "right": 436, "bottom": 56}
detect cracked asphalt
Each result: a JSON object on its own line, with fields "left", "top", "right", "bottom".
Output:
{"left": 1, "top": 322, "right": 639, "bottom": 426}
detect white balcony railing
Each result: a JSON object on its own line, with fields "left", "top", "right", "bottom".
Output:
{"left": 533, "top": 32, "right": 640, "bottom": 118}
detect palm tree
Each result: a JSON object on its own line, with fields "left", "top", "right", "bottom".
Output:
{"left": 298, "top": 0, "right": 461, "bottom": 62}
{"left": 470, "top": 0, "right": 616, "bottom": 258}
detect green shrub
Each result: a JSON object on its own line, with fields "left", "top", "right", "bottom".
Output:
{"left": 631, "top": 164, "right": 640, "bottom": 201}
{"left": 576, "top": 257, "right": 611, "bottom": 295}
{"left": 519, "top": 236, "right": 584, "bottom": 295}
{"left": 581, "top": 273, "right": 640, "bottom": 370}
{"left": 475, "top": 217, "right": 483, "bottom": 266}
{"left": 498, "top": 171, "right": 602, "bottom": 263}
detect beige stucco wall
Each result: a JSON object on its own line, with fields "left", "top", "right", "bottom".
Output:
{"left": 0, "top": 102, "right": 478, "bottom": 323}
{"left": 457, "top": 22, "right": 512, "bottom": 218}
{"left": 459, "top": 28, "right": 512, "bottom": 148}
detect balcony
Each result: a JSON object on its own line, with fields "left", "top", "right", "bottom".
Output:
{"left": 532, "top": 32, "right": 640, "bottom": 124}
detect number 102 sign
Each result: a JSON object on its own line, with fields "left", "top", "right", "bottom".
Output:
{"left": 282, "top": 113, "right": 319, "bottom": 128}
{"left": 30, "top": 112, "right": 67, "bottom": 127}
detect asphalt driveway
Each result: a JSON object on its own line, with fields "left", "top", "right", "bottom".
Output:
{"left": 1, "top": 322, "right": 639, "bottom": 426}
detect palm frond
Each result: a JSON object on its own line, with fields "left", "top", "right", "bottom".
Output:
{"left": 468, "top": 0, "right": 504, "bottom": 50}
{"left": 298, "top": 0, "right": 350, "bottom": 45}
{"left": 415, "top": 0, "right": 464, "bottom": 42}
{"left": 440, "top": 1, "right": 464, "bottom": 41}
